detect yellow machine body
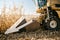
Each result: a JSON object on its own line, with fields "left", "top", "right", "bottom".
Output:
{"left": 36, "top": 0, "right": 60, "bottom": 18}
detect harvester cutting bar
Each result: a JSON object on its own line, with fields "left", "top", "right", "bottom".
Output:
{"left": 17, "top": 20, "right": 33, "bottom": 30}
{"left": 5, "top": 14, "right": 41, "bottom": 34}
{"left": 5, "top": 19, "right": 34, "bottom": 34}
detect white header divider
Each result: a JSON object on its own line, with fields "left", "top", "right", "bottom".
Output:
{"left": 5, "top": 18, "right": 33, "bottom": 34}
{"left": 5, "top": 16, "right": 25, "bottom": 34}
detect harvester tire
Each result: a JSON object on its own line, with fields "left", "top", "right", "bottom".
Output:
{"left": 45, "top": 17, "right": 60, "bottom": 30}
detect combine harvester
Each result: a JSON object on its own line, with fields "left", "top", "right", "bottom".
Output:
{"left": 5, "top": 0, "right": 60, "bottom": 34}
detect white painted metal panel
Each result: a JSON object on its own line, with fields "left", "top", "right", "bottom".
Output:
{"left": 5, "top": 16, "right": 25, "bottom": 34}
{"left": 5, "top": 20, "right": 33, "bottom": 34}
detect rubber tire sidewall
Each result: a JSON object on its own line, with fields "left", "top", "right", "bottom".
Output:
{"left": 45, "top": 17, "right": 60, "bottom": 30}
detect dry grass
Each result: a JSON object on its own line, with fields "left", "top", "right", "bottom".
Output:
{"left": 0, "top": 13, "right": 21, "bottom": 33}
{"left": 0, "top": 14, "right": 41, "bottom": 33}
{"left": 0, "top": 5, "right": 22, "bottom": 33}
{"left": 0, "top": 13, "right": 42, "bottom": 33}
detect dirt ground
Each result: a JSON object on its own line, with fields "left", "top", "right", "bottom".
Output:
{"left": 0, "top": 27, "right": 60, "bottom": 40}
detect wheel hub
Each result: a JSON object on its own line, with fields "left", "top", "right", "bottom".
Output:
{"left": 50, "top": 20, "right": 57, "bottom": 28}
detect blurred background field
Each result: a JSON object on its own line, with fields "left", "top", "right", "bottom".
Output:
{"left": 0, "top": 5, "right": 41, "bottom": 33}
{"left": 0, "top": 5, "right": 22, "bottom": 33}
